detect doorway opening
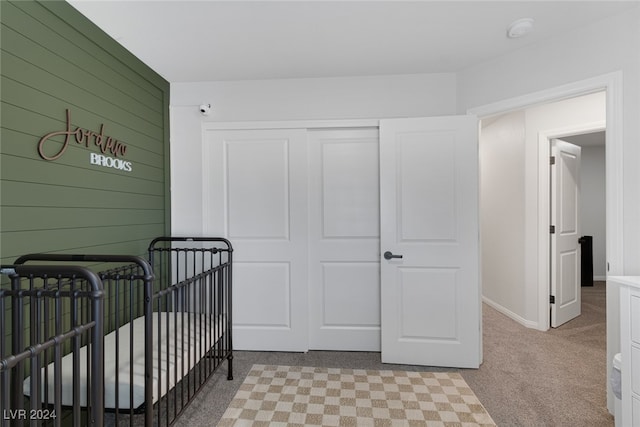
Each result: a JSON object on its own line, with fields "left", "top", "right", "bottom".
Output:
{"left": 471, "top": 72, "right": 622, "bottom": 414}
{"left": 476, "top": 88, "right": 611, "bottom": 331}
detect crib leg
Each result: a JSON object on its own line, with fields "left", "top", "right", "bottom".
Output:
{"left": 227, "top": 355, "right": 234, "bottom": 381}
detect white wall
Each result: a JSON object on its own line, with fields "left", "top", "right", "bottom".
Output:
{"left": 458, "top": 6, "right": 640, "bottom": 282}
{"left": 171, "top": 73, "right": 456, "bottom": 122}
{"left": 170, "top": 73, "right": 457, "bottom": 234}
{"left": 580, "top": 145, "right": 607, "bottom": 280}
{"left": 480, "top": 111, "right": 527, "bottom": 322}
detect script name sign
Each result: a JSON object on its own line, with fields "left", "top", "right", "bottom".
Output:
{"left": 38, "top": 109, "right": 133, "bottom": 172}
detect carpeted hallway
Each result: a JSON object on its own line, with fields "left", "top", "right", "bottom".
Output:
{"left": 176, "top": 282, "right": 611, "bottom": 426}
{"left": 460, "top": 282, "right": 611, "bottom": 426}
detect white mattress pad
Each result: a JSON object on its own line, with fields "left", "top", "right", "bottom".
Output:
{"left": 24, "top": 312, "right": 225, "bottom": 410}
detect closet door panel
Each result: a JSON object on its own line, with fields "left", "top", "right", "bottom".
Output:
{"left": 308, "top": 128, "right": 381, "bottom": 351}
{"left": 321, "top": 262, "right": 380, "bottom": 327}
{"left": 226, "top": 140, "right": 289, "bottom": 239}
{"left": 203, "top": 128, "right": 308, "bottom": 351}
{"left": 321, "top": 140, "right": 379, "bottom": 237}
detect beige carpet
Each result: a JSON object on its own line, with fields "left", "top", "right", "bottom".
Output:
{"left": 217, "top": 364, "right": 496, "bottom": 426}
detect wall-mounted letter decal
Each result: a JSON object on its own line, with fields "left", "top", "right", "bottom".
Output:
{"left": 38, "top": 109, "right": 128, "bottom": 161}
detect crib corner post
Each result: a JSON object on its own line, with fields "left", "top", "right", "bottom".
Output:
{"left": 227, "top": 245, "right": 233, "bottom": 382}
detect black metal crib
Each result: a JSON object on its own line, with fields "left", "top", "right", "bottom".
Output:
{"left": 0, "top": 237, "right": 233, "bottom": 427}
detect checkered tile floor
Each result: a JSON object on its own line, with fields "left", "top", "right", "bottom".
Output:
{"left": 218, "top": 364, "right": 496, "bottom": 426}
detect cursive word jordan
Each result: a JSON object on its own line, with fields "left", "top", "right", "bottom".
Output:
{"left": 38, "top": 109, "right": 127, "bottom": 161}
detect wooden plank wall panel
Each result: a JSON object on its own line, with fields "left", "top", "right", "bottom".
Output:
{"left": 0, "top": 1, "right": 171, "bottom": 263}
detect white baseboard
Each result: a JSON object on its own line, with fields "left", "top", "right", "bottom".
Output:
{"left": 595, "top": 275, "right": 606, "bottom": 281}
{"left": 482, "top": 296, "right": 541, "bottom": 330}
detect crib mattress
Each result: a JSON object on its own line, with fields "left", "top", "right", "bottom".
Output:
{"left": 24, "top": 312, "right": 225, "bottom": 410}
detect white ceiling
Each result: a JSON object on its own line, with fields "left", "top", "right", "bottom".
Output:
{"left": 67, "top": 1, "right": 638, "bottom": 83}
{"left": 562, "top": 130, "right": 606, "bottom": 147}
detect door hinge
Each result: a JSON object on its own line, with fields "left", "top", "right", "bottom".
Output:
{"left": 550, "top": 295, "right": 555, "bottom": 304}
{"left": 550, "top": 156, "right": 556, "bottom": 165}
{"left": 550, "top": 225, "right": 555, "bottom": 234}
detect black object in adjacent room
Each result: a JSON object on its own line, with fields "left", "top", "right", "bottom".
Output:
{"left": 579, "top": 235, "right": 594, "bottom": 287}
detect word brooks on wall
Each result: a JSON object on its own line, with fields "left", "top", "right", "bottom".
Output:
{"left": 37, "top": 109, "right": 133, "bottom": 172}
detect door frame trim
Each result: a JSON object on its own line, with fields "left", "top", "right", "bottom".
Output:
{"left": 202, "top": 119, "right": 380, "bottom": 131}
{"left": 468, "top": 71, "right": 623, "bottom": 331}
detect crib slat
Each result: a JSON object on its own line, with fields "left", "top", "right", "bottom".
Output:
{"left": 129, "top": 275, "right": 134, "bottom": 420}
{"left": 90, "top": 274, "right": 105, "bottom": 427}
{"left": 113, "top": 274, "right": 121, "bottom": 426}
{"left": 10, "top": 276, "right": 25, "bottom": 427}
{"left": 32, "top": 288, "right": 43, "bottom": 425}
{"left": 0, "top": 291, "right": 7, "bottom": 423}
{"left": 143, "top": 277, "right": 154, "bottom": 427}
{"left": 53, "top": 284, "right": 62, "bottom": 427}
{"left": 70, "top": 287, "right": 81, "bottom": 427}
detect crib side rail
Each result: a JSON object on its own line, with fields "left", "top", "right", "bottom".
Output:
{"left": 147, "top": 237, "right": 233, "bottom": 427}
{"left": 13, "top": 254, "right": 154, "bottom": 334}
{"left": 0, "top": 265, "right": 104, "bottom": 427}
{"left": 147, "top": 237, "right": 232, "bottom": 364}
{"left": 13, "top": 254, "right": 153, "bottom": 279}
{"left": 149, "top": 236, "right": 232, "bottom": 252}
{"left": 12, "top": 255, "right": 155, "bottom": 427}
{"left": 148, "top": 237, "right": 232, "bottom": 286}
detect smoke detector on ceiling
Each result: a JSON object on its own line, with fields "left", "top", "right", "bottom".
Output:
{"left": 507, "top": 18, "right": 534, "bottom": 39}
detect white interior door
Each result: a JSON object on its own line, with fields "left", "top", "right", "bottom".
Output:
{"left": 308, "top": 128, "right": 381, "bottom": 351}
{"left": 380, "top": 116, "right": 481, "bottom": 368}
{"left": 203, "top": 128, "right": 308, "bottom": 351}
{"left": 550, "top": 139, "right": 582, "bottom": 327}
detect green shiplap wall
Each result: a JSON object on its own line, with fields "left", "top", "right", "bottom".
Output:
{"left": 0, "top": 0, "right": 171, "bottom": 263}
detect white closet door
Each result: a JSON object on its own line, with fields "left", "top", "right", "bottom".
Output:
{"left": 203, "top": 129, "right": 308, "bottom": 351}
{"left": 308, "top": 128, "right": 381, "bottom": 351}
{"left": 379, "top": 116, "right": 481, "bottom": 368}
